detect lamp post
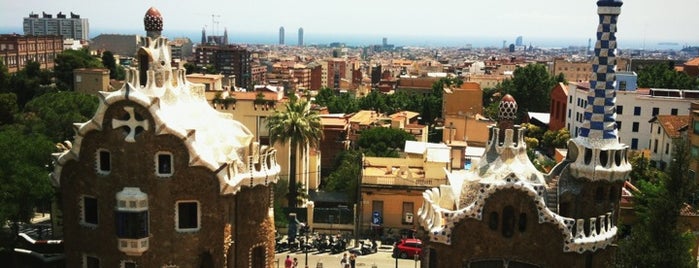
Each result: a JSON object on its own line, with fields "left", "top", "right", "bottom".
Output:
{"left": 304, "top": 226, "right": 308, "bottom": 268}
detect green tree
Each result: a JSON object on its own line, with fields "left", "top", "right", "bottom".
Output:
{"left": 7, "top": 61, "right": 58, "bottom": 107}
{"left": 267, "top": 96, "right": 323, "bottom": 207}
{"left": 356, "top": 127, "right": 415, "bottom": 157}
{"left": 54, "top": 48, "right": 103, "bottom": 90}
{"left": 522, "top": 123, "right": 545, "bottom": 141}
{"left": 23, "top": 91, "right": 99, "bottom": 142}
{"left": 0, "top": 93, "right": 18, "bottom": 125}
{"left": 637, "top": 63, "right": 698, "bottom": 89}
{"left": 0, "top": 60, "right": 9, "bottom": 92}
{"left": 314, "top": 87, "right": 336, "bottom": 107}
{"left": 541, "top": 128, "right": 570, "bottom": 149}
{"left": 313, "top": 88, "right": 360, "bottom": 114}
{"left": 101, "top": 51, "right": 125, "bottom": 80}
{"left": 509, "top": 64, "right": 556, "bottom": 113}
{"left": 324, "top": 150, "right": 362, "bottom": 201}
{"left": 494, "top": 64, "right": 557, "bottom": 120}
{"left": 616, "top": 138, "right": 697, "bottom": 268}
{"left": 0, "top": 125, "right": 55, "bottom": 236}
{"left": 360, "top": 90, "right": 388, "bottom": 113}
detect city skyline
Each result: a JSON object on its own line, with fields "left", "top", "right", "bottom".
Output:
{"left": 1, "top": 0, "right": 698, "bottom": 48}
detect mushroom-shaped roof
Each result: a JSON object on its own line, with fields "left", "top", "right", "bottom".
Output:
{"left": 144, "top": 7, "right": 163, "bottom": 32}
{"left": 597, "top": 0, "right": 623, "bottom": 7}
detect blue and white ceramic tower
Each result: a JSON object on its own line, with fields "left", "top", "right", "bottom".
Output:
{"left": 568, "top": 0, "right": 631, "bottom": 181}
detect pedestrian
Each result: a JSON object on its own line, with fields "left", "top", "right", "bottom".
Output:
{"left": 293, "top": 257, "right": 298, "bottom": 268}
{"left": 340, "top": 252, "right": 348, "bottom": 268}
{"left": 349, "top": 253, "right": 356, "bottom": 268}
{"left": 285, "top": 255, "right": 293, "bottom": 268}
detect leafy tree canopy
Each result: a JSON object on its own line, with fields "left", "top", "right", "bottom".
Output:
{"left": 323, "top": 150, "right": 362, "bottom": 201}
{"left": 616, "top": 139, "right": 697, "bottom": 268}
{"left": 0, "top": 60, "right": 9, "bottom": 91}
{"left": 0, "top": 125, "right": 55, "bottom": 227}
{"left": 101, "top": 51, "right": 125, "bottom": 80}
{"left": 0, "top": 93, "right": 18, "bottom": 125}
{"left": 488, "top": 64, "right": 558, "bottom": 121}
{"left": 637, "top": 63, "right": 698, "bottom": 90}
{"left": 356, "top": 127, "right": 415, "bottom": 157}
{"left": 54, "top": 48, "right": 103, "bottom": 90}
{"left": 23, "top": 91, "right": 99, "bottom": 142}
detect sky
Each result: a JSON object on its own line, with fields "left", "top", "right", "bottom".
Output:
{"left": 2, "top": 0, "right": 698, "bottom": 48}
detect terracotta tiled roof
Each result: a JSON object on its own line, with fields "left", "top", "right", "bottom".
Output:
{"left": 685, "top": 57, "right": 699, "bottom": 67}
{"left": 389, "top": 111, "right": 419, "bottom": 120}
{"left": 653, "top": 115, "right": 690, "bottom": 138}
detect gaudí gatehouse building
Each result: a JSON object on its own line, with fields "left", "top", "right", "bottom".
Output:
{"left": 417, "top": 1, "right": 630, "bottom": 267}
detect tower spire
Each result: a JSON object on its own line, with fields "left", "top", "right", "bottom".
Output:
{"left": 567, "top": 0, "right": 630, "bottom": 181}
{"left": 578, "top": 0, "right": 622, "bottom": 143}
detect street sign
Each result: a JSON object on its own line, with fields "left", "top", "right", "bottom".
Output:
{"left": 372, "top": 211, "right": 382, "bottom": 225}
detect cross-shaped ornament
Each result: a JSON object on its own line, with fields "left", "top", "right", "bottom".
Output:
{"left": 112, "top": 106, "right": 149, "bottom": 143}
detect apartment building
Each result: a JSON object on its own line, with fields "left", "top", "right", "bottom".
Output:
{"left": 194, "top": 44, "right": 253, "bottom": 89}
{"left": 23, "top": 12, "right": 89, "bottom": 40}
{"left": 649, "top": 115, "right": 690, "bottom": 170}
{"left": 359, "top": 141, "right": 449, "bottom": 234}
{"left": 567, "top": 84, "right": 697, "bottom": 151}
{"left": 0, "top": 34, "right": 63, "bottom": 73}
{"left": 552, "top": 57, "right": 629, "bottom": 83}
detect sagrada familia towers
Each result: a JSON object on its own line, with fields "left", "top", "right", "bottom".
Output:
{"left": 417, "top": 0, "right": 630, "bottom": 267}
{"left": 52, "top": 7, "right": 280, "bottom": 267}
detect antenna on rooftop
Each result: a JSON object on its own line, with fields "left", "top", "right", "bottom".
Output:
{"left": 211, "top": 14, "right": 221, "bottom": 36}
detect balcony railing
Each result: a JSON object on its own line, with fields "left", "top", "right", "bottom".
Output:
{"left": 118, "top": 237, "right": 148, "bottom": 256}
{"left": 362, "top": 176, "right": 447, "bottom": 187}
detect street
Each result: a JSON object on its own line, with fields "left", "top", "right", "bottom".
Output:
{"left": 274, "top": 247, "right": 421, "bottom": 268}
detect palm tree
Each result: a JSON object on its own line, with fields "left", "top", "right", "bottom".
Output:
{"left": 267, "top": 96, "right": 323, "bottom": 207}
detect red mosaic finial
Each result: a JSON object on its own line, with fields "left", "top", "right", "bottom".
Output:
{"left": 144, "top": 7, "right": 163, "bottom": 32}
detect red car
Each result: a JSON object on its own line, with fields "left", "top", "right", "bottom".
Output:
{"left": 392, "top": 238, "right": 422, "bottom": 259}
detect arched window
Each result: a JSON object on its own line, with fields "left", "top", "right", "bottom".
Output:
{"left": 502, "top": 206, "right": 515, "bottom": 238}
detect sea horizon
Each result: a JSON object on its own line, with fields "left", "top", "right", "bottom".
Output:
{"left": 1, "top": 26, "right": 696, "bottom": 51}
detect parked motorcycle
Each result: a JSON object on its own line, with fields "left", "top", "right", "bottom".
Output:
{"left": 330, "top": 236, "right": 347, "bottom": 254}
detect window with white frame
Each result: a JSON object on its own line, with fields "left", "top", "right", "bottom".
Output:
{"left": 81, "top": 195, "right": 98, "bottom": 226}
{"left": 175, "top": 201, "right": 200, "bottom": 231}
{"left": 155, "top": 152, "right": 173, "bottom": 177}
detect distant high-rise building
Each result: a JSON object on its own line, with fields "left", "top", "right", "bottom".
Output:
{"left": 279, "top": 26, "right": 285, "bottom": 45}
{"left": 382, "top": 37, "right": 387, "bottom": 47}
{"left": 223, "top": 28, "right": 228, "bottom": 45}
{"left": 201, "top": 27, "right": 206, "bottom": 44}
{"left": 502, "top": 40, "right": 507, "bottom": 49}
{"left": 23, "top": 11, "right": 89, "bottom": 40}
{"left": 515, "top": 36, "right": 523, "bottom": 46}
{"left": 298, "top": 27, "right": 303, "bottom": 46}
{"left": 194, "top": 44, "right": 252, "bottom": 88}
